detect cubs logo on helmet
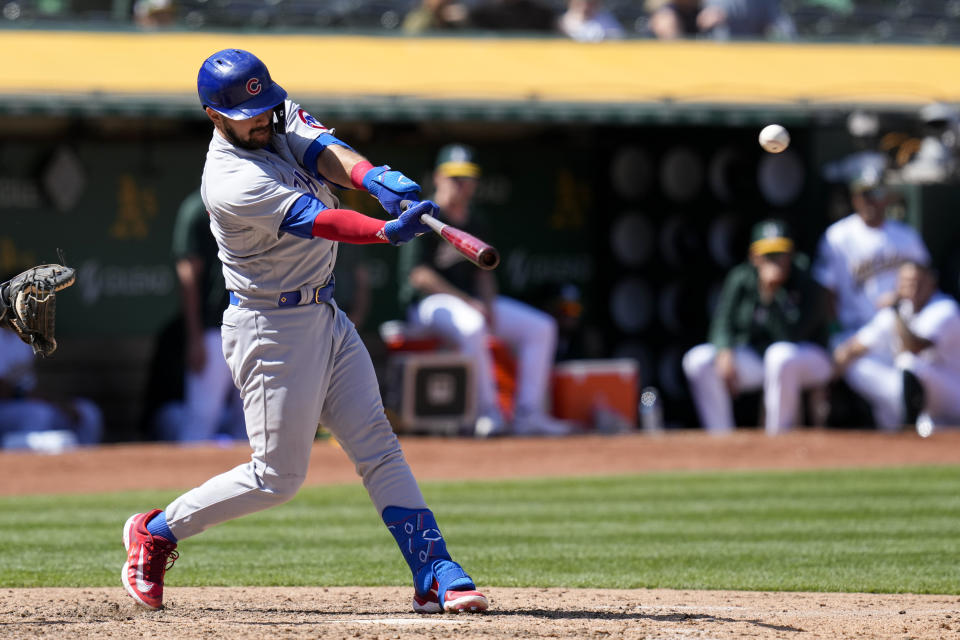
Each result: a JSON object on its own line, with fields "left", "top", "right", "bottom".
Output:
{"left": 246, "top": 78, "right": 262, "bottom": 96}
{"left": 297, "top": 109, "right": 326, "bottom": 129}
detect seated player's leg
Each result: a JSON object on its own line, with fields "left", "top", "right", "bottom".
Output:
{"left": 411, "top": 292, "right": 503, "bottom": 433}
{"left": 762, "top": 341, "right": 833, "bottom": 434}
{"left": 843, "top": 355, "right": 904, "bottom": 430}
{"left": 896, "top": 352, "right": 960, "bottom": 426}
{"left": 682, "top": 344, "right": 763, "bottom": 433}
{"left": 492, "top": 296, "right": 573, "bottom": 435}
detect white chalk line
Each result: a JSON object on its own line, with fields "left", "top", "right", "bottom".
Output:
{"left": 322, "top": 617, "right": 469, "bottom": 625}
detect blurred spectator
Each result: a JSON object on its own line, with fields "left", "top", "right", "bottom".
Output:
{"left": 833, "top": 261, "right": 960, "bottom": 432}
{"left": 133, "top": 0, "right": 175, "bottom": 28}
{"left": 698, "top": 0, "right": 795, "bottom": 40}
{"left": 682, "top": 220, "right": 831, "bottom": 435}
{"left": 812, "top": 163, "right": 931, "bottom": 345}
{"left": 468, "top": 0, "right": 557, "bottom": 31}
{"left": 0, "top": 323, "right": 103, "bottom": 451}
{"left": 899, "top": 102, "right": 960, "bottom": 184}
{"left": 403, "top": 0, "right": 470, "bottom": 34}
{"left": 646, "top": 0, "right": 793, "bottom": 40}
{"left": 559, "top": 0, "right": 624, "bottom": 41}
{"left": 646, "top": 0, "right": 704, "bottom": 39}
{"left": 152, "top": 188, "right": 245, "bottom": 443}
{"left": 397, "top": 144, "right": 574, "bottom": 437}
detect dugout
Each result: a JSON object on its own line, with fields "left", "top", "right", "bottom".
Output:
{"left": 1, "top": 33, "right": 959, "bottom": 439}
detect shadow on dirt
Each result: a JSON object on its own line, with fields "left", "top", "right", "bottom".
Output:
{"left": 500, "top": 609, "right": 803, "bottom": 633}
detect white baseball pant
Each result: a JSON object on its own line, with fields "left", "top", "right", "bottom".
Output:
{"left": 182, "top": 327, "right": 245, "bottom": 441}
{"left": 408, "top": 294, "right": 557, "bottom": 421}
{"left": 683, "top": 341, "right": 833, "bottom": 435}
{"left": 845, "top": 350, "right": 960, "bottom": 430}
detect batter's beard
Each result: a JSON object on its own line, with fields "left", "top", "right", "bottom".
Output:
{"left": 222, "top": 120, "right": 272, "bottom": 150}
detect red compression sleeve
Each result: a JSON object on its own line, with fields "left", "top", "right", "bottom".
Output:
{"left": 350, "top": 160, "right": 375, "bottom": 190}
{"left": 312, "top": 208, "right": 388, "bottom": 244}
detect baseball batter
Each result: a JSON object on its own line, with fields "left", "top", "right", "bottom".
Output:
{"left": 121, "top": 49, "right": 488, "bottom": 614}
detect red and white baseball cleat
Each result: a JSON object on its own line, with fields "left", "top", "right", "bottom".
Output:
{"left": 413, "top": 579, "right": 488, "bottom": 614}
{"left": 121, "top": 509, "right": 179, "bottom": 610}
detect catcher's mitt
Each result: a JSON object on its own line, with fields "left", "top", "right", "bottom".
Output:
{"left": 0, "top": 263, "right": 76, "bottom": 357}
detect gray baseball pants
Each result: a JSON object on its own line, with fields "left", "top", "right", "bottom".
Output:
{"left": 164, "top": 299, "right": 426, "bottom": 540}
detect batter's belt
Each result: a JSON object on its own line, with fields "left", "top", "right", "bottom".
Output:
{"left": 228, "top": 277, "right": 335, "bottom": 309}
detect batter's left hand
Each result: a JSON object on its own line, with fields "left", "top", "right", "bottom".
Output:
{"left": 363, "top": 165, "right": 421, "bottom": 218}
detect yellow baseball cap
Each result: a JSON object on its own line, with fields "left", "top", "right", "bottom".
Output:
{"left": 435, "top": 144, "right": 481, "bottom": 178}
{"left": 750, "top": 219, "right": 794, "bottom": 255}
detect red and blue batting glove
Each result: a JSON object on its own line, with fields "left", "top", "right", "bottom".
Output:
{"left": 352, "top": 161, "right": 421, "bottom": 218}
{"left": 383, "top": 200, "right": 436, "bottom": 245}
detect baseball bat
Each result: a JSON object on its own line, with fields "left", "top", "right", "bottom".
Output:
{"left": 401, "top": 200, "right": 500, "bottom": 270}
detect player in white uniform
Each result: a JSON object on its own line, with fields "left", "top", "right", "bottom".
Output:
{"left": 121, "top": 49, "right": 488, "bottom": 615}
{"left": 812, "top": 166, "right": 930, "bottom": 345}
{"left": 812, "top": 165, "right": 931, "bottom": 428}
{"left": 834, "top": 261, "right": 960, "bottom": 431}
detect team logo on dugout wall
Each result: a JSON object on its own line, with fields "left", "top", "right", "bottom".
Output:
{"left": 298, "top": 109, "right": 325, "bottom": 129}
{"left": 246, "top": 78, "right": 262, "bottom": 96}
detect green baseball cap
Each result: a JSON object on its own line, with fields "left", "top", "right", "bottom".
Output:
{"left": 750, "top": 219, "right": 794, "bottom": 255}
{"left": 435, "top": 144, "right": 481, "bottom": 178}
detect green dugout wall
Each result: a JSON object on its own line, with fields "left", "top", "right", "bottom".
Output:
{"left": 2, "top": 34, "right": 959, "bottom": 437}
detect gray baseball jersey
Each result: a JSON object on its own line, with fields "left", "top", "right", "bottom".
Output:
{"left": 202, "top": 99, "right": 340, "bottom": 302}
{"left": 164, "top": 100, "right": 426, "bottom": 540}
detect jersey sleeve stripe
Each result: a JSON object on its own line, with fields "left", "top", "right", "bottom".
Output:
{"left": 280, "top": 194, "right": 328, "bottom": 238}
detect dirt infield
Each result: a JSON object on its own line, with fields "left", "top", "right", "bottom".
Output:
{"left": 4, "top": 586, "right": 959, "bottom": 640}
{"left": 2, "top": 429, "right": 959, "bottom": 639}
{"left": 5, "top": 429, "right": 960, "bottom": 496}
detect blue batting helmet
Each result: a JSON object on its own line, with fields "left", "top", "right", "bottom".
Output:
{"left": 197, "top": 49, "right": 287, "bottom": 120}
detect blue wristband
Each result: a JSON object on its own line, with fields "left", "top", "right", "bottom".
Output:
{"left": 363, "top": 166, "right": 421, "bottom": 218}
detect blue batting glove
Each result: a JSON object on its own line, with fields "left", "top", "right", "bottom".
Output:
{"left": 362, "top": 165, "right": 421, "bottom": 218}
{"left": 383, "top": 200, "right": 436, "bottom": 246}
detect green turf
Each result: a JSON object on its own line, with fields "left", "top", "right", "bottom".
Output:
{"left": 1, "top": 465, "right": 958, "bottom": 593}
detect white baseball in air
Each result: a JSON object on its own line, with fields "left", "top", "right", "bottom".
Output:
{"left": 759, "top": 124, "right": 790, "bottom": 153}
